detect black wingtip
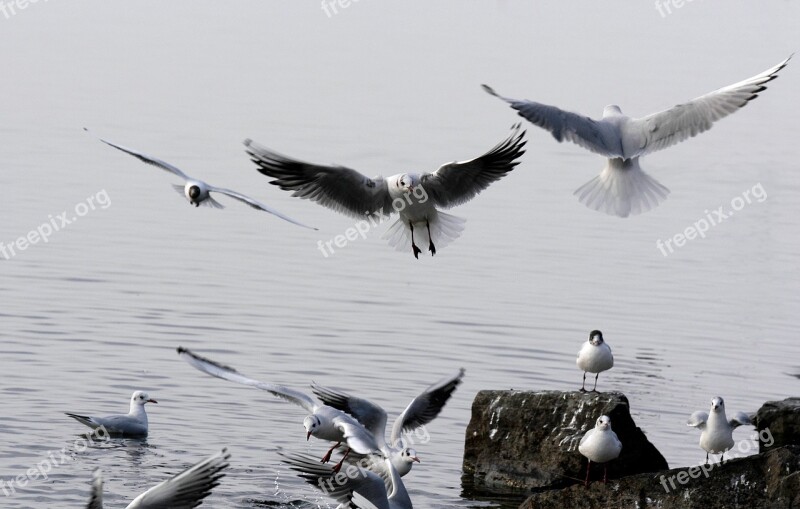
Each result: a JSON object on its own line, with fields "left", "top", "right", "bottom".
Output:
{"left": 243, "top": 138, "right": 253, "bottom": 147}
{"left": 481, "top": 84, "right": 499, "bottom": 97}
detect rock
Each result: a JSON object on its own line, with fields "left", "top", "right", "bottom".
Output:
{"left": 756, "top": 397, "right": 800, "bottom": 452}
{"left": 462, "top": 390, "right": 667, "bottom": 495}
{"left": 519, "top": 445, "right": 800, "bottom": 509}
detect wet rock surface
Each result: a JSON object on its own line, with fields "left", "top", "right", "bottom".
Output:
{"left": 757, "top": 397, "right": 800, "bottom": 452}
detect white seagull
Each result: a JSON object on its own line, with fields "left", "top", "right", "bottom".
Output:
{"left": 279, "top": 450, "right": 412, "bottom": 509}
{"left": 578, "top": 415, "right": 622, "bottom": 486}
{"left": 687, "top": 396, "right": 752, "bottom": 464}
{"left": 483, "top": 55, "right": 791, "bottom": 217}
{"left": 177, "top": 347, "right": 381, "bottom": 472}
{"left": 576, "top": 330, "right": 614, "bottom": 392}
{"left": 85, "top": 129, "right": 315, "bottom": 229}
{"left": 310, "top": 368, "right": 465, "bottom": 476}
{"left": 244, "top": 124, "right": 525, "bottom": 258}
{"left": 66, "top": 391, "right": 157, "bottom": 437}
{"left": 85, "top": 448, "right": 229, "bottom": 509}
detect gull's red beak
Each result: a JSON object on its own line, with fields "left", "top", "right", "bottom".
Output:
{"left": 412, "top": 456, "right": 421, "bottom": 463}
{"left": 147, "top": 399, "right": 158, "bottom": 404}
{"left": 306, "top": 431, "right": 312, "bottom": 441}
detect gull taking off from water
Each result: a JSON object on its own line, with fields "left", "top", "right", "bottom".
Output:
{"left": 576, "top": 330, "right": 613, "bottom": 392}
{"left": 578, "top": 415, "right": 622, "bottom": 486}
{"left": 177, "top": 347, "right": 381, "bottom": 472}
{"left": 85, "top": 129, "right": 315, "bottom": 229}
{"left": 310, "top": 368, "right": 465, "bottom": 477}
{"left": 85, "top": 448, "right": 229, "bottom": 509}
{"left": 483, "top": 55, "right": 791, "bottom": 217}
{"left": 244, "top": 124, "right": 525, "bottom": 258}
{"left": 66, "top": 391, "right": 157, "bottom": 437}
{"left": 687, "top": 396, "right": 752, "bottom": 464}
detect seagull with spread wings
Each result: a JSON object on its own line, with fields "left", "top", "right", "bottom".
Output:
{"left": 85, "top": 129, "right": 315, "bottom": 229}
{"left": 483, "top": 55, "right": 791, "bottom": 217}
{"left": 245, "top": 124, "right": 525, "bottom": 258}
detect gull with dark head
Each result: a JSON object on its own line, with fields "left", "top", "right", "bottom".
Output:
{"left": 177, "top": 347, "right": 381, "bottom": 472}
{"left": 66, "top": 391, "right": 157, "bottom": 437}
{"left": 85, "top": 448, "right": 229, "bottom": 509}
{"left": 578, "top": 415, "right": 622, "bottom": 486}
{"left": 244, "top": 124, "right": 525, "bottom": 258}
{"left": 483, "top": 55, "right": 791, "bottom": 217}
{"left": 687, "top": 396, "right": 752, "bottom": 464}
{"left": 310, "top": 368, "right": 465, "bottom": 477}
{"left": 85, "top": 129, "right": 315, "bottom": 229}
{"left": 576, "top": 330, "right": 614, "bottom": 392}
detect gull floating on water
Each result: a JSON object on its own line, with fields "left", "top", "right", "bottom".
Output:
{"left": 177, "top": 347, "right": 381, "bottom": 472}
{"left": 244, "top": 124, "right": 525, "bottom": 258}
{"left": 576, "top": 330, "right": 614, "bottom": 392}
{"left": 85, "top": 448, "right": 229, "bottom": 509}
{"left": 279, "top": 449, "right": 412, "bottom": 509}
{"left": 85, "top": 129, "right": 315, "bottom": 229}
{"left": 310, "top": 368, "right": 465, "bottom": 476}
{"left": 687, "top": 396, "right": 752, "bottom": 464}
{"left": 578, "top": 415, "right": 622, "bottom": 486}
{"left": 483, "top": 55, "right": 791, "bottom": 217}
{"left": 66, "top": 391, "right": 157, "bottom": 437}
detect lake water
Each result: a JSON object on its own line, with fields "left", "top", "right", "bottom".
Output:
{"left": 1, "top": 2, "right": 798, "bottom": 508}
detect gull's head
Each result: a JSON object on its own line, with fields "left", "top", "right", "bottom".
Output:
{"left": 589, "top": 330, "right": 604, "bottom": 346}
{"left": 710, "top": 397, "right": 725, "bottom": 412}
{"left": 187, "top": 184, "right": 202, "bottom": 205}
{"left": 400, "top": 447, "right": 421, "bottom": 464}
{"left": 394, "top": 173, "right": 419, "bottom": 193}
{"left": 131, "top": 391, "right": 157, "bottom": 406}
{"left": 602, "top": 105, "right": 623, "bottom": 118}
{"left": 303, "top": 415, "right": 321, "bottom": 439}
{"left": 595, "top": 415, "right": 612, "bottom": 431}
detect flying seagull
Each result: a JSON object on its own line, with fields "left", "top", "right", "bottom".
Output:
{"left": 687, "top": 396, "right": 752, "bottom": 464}
{"left": 85, "top": 129, "right": 315, "bottom": 229}
{"left": 85, "top": 448, "right": 229, "bottom": 508}
{"left": 576, "top": 330, "right": 614, "bottom": 392}
{"left": 66, "top": 391, "right": 157, "bottom": 437}
{"left": 483, "top": 55, "right": 791, "bottom": 217}
{"left": 244, "top": 124, "right": 525, "bottom": 258}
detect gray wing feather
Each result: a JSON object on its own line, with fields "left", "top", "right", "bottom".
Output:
{"left": 177, "top": 347, "right": 318, "bottom": 413}
{"left": 482, "top": 85, "right": 621, "bottom": 157}
{"left": 729, "top": 411, "right": 752, "bottom": 428}
{"left": 85, "top": 128, "right": 190, "bottom": 180}
{"left": 420, "top": 124, "right": 526, "bottom": 208}
{"left": 687, "top": 410, "right": 709, "bottom": 429}
{"left": 390, "top": 368, "right": 465, "bottom": 446}
{"left": 125, "top": 448, "right": 230, "bottom": 509}
{"left": 632, "top": 55, "right": 791, "bottom": 156}
{"left": 206, "top": 185, "right": 317, "bottom": 229}
{"left": 311, "top": 383, "right": 389, "bottom": 447}
{"left": 244, "top": 139, "right": 394, "bottom": 219}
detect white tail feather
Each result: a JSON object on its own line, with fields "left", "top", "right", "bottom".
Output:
{"left": 573, "top": 157, "right": 669, "bottom": 217}
{"left": 382, "top": 211, "right": 466, "bottom": 255}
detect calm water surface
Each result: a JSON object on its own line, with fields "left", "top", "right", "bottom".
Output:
{"left": 1, "top": 2, "right": 799, "bottom": 508}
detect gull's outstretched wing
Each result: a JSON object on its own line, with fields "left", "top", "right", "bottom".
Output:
{"left": 482, "top": 85, "right": 622, "bottom": 157}
{"left": 389, "top": 368, "right": 465, "bottom": 447}
{"left": 85, "top": 128, "right": 190, "bottom": 180}
{"left": 687, "top": 411, "right": 709, "bottom": 429}
{"left": 729, "top": 411, "right": 752, "bottom": 429}
{"left": 420, "top": 124, "right": 526, "bottom": 208}
{"left": 177, "top": 347, "right": 317, "bottom": 413}
{"left": 245, "top": 139, "right": 394, "bottom": 219}
{"left": 632, "top": 55, "right": 791, "bottom": 156}
{"left": 206, "top": 185, "right": 317, "bottom": 229}
{"left": 86, "top": 469, "right": 103, "bottom": 509}
{"left": 311, "top": 383, "right": 389, "bottom": 447}
{"left": 125, "top": 449, "right": 229, "bottom": 509}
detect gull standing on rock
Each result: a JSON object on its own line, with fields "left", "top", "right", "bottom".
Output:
{"left": 578, "top": 415, "right": 622, "bottom": 486}
{"left": 576, "top": 330, "right": 613, "bottom": 392}
{"left": 244, "top": 124, "right": 525, "bottom": 258}
{"left": 66, "top": 391, "right": 157, "bottom": 437}
{"left": 687, "top": 396, "right": 752, "bottom": 464}
{"left": 483, "top": 56, "right": 791, "bottom": 217}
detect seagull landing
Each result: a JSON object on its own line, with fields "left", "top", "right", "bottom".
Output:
{"left": 576, "top": 330, "right": 614, "bottom": 392}
{"left": 687, "top": 396, "right": 752, "bottom": 464}
{"left": 483, "top": 55, "right": 791, "bottom": 217}
{"left": 245, "top": 124, "right": 526, "bottom": 258}
{"left": 85, "top": 128, "right": 315, "bottom": 229}
{"left": 66, "top": 391, "right": 157, "bottom": 437}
